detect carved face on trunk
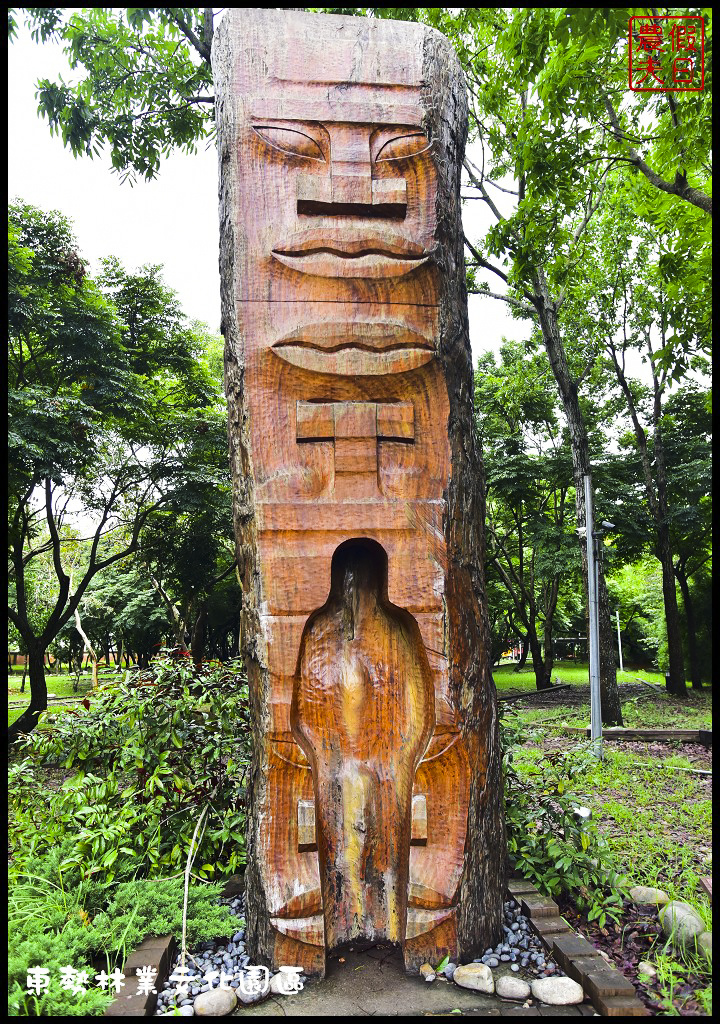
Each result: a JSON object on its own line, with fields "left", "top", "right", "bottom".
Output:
{"left": 231, "top": 30, "right": 440, "bottom": 377}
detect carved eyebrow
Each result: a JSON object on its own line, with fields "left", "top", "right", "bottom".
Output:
{"left": 375, "top": 132, "right": 431, "bottom": 163}
{"left": 252, "top": 126, "right": 326, "bottom": 162}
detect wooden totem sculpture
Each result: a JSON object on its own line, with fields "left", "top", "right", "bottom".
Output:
{"left": 213, "top": 9, "right": 504, "bottom": 976}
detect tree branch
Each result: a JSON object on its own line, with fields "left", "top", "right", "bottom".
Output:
{"left": 603, "top": 95, "right": 712, "bottom": 216}
{"left": 166, "top": 10, "right": 212, "bottom": 64}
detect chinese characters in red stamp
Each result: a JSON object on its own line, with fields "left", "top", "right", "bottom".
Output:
{"left": 629, "top": 15, "right": 705, "bottom": 92}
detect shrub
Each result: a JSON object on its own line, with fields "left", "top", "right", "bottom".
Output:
{"left": 8, "top": 856, "right": 236, "bottom": 1017}
{"left": 9, "top": 654, "right": 251, "bottom": 883}
{"left": 500, "top": 708, "right": 627, "bottom": 928}
{"left": 8, "top": 654, "right": 249, "bottom": 1016}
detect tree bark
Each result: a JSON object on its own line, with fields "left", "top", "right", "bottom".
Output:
{"left": 675, "top": 568, "right": 702, "bottom": 689}
{"left": 534, "top": 275, "right": 623, "bottom": 725}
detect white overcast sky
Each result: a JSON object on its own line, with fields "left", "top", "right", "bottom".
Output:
{"left": 7, "top": 12, "right": 530, "bottom": 363}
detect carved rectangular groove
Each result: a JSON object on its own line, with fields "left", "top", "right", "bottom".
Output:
{"left": 298, "top": 799, "right": 317, "bottom": 850}
{"left": 296, "top": 401, "right": 415, "bottom": 443}
{"left": 411, "top": 794, "right": 428, "bottom": 844}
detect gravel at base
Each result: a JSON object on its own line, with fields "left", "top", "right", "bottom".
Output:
{"left": 467, "top": 897, "right": 562, "bottom": 979}
{"left": 155, "top": 896, "right": 566, "bottom": 1014}
{"left": 154, "top": 892, "right": 302, "bottom": 1016}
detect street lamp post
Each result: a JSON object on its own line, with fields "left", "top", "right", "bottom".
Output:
{"left": 582, "top": 475, "right": 602, "bottom": 760}
{"left": 580, "top": 476, "right": 616, "bottom": 761}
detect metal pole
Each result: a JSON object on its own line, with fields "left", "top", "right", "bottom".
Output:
{"left": 616, "top": 609, "right": 624, "bottom": 674}
{"left": 583, "top": 474, "right": 603, "bottom": 759}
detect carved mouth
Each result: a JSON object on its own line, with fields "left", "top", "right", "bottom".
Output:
{"left": 272, "top": 322, "right": 434, "bottom": 375}
{"left": 272, "top": 234, "right": 433, "bottom": 279}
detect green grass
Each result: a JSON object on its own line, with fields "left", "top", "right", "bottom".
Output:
{"left": 493, "top": 660, "right": 667, "bottom": 691}
{"left": 8, "top": 669, "right": 124, "bottom": 727}
{"left": 509, "top": 694, "right": 712, "bottom": 732}
{"left": 510, "top": 715, "right": 712, "bottom": 1005}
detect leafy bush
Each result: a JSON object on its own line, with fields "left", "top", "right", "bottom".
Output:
{"left": 8, "top": 848, "right": 237, "bottom": 1017}
{"left": 8, "top": 655, "right": 249, "bottom": 1015}
{"left": 501, "top": 709, "right": 627, "bottom": 927}
{"left": 10, "top": 654, "right": 251, "bottom": 883}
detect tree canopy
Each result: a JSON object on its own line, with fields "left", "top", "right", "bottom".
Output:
{"left": 8, "top": 199, "right": 231, "bottom": 739}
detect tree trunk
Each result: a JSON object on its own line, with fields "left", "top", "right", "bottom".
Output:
{"left": 514, "top": 633, "right": 529, "bottom": 671}
{"left": 215, "top": 7, "right": 504, "bottom": 977}
{"left": 527, "top": 623, "right": 550, "bottom": 690}
{"left": 676, "top": 569, "right": 702, "bottom": 689}
{"left": 8, "top": 642, "right": 48, "bottom": 745}
{"left": 653, "top": 429, "right": 687, "bottom": 697}
{"left": 542, "top": 576, "right": 560, "bottom": 683}
{"left": 607, "top": 339, "right": 688, "bottom": 696}
{"left": 20, "top": 662, "right": 27, "bottom": 694}
{"left": 74, "top": 607, "right": 99, "bottom": 689}
{"left": 191, "top": 601, "right": 207, "bottom": 670}
{"left": 534, "top": 280, "right": 623, "bottom": 725}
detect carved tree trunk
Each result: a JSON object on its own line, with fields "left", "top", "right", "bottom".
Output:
{"left": 214, "top": 8, "right": 504, "bottom": 976}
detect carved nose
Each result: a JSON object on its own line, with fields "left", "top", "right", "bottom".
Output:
{"left": 332, "top": 169, "right": 373, "bottom": 206}
{"left": 297, "top": 173, "right": 407, "bottom": 218}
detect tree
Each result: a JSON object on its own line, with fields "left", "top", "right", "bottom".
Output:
{"left": 9, "top": 8, "right": 216, "bottom": 182}
{"left": 8, "top": 200, "right": 223, "bottom": 742}
{"left": 662, "top": 386, "right": 711, "bottom": 687}
{"left": 476, "top": 342, "right": 579, "bottom": 689}
{"left": 15, "top": 5, "right": 709, "bottom": 709}
{"left": 429, "top": 5, "right": 627, "bottom": 723}
{"left": 564, "top": 190, "right": 709, "bottom": 694}
{"left": 499, "top": 8, "right": 712, "bottom": 217}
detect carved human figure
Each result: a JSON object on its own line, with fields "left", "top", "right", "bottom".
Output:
{"left": 292, "top": 542, "right": 434, "bottom": 950}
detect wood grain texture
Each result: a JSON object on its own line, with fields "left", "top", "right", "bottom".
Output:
{"left": 213, "top": 7, "right": 504, "bottom": 976}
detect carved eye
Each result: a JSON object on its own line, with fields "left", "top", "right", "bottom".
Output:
{"left": 252, "top": 126, "right": 326, "bottom": 162}
{"left": 375, "top": 133, "right": 431, "bottom": 163}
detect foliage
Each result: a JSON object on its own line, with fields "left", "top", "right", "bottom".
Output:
{"left": 8, "top": 200, "right": 229, "bottom": 738}
{"left": 500, "top": 710, "right": 626, "bottom": 927}
{"left": 8, "top": 836, "right": 235, "bottom": 1017}
{"left": 607, "top": 557, "right": 667, "bottom": 671}
{"left": 9, "top": 7, "right": 215, "bottom": 182}
{"left": 63, "top": 563, "right": 170, "bottom": 666}
{"left": 476, "top": 341, "right": 581, "bottom": 684}
{"left": 10, "top": 655, "right": 251, "bottom": 883}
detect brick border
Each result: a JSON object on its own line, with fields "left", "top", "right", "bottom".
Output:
{"left": 507, "top": 878, "right": 648, "bottom": 1016}
{"left": 104, "top": 873, "right": 245, "bottom": 1017}
{"left": 104, "top": 934, "right": 176, "bottom": 1017}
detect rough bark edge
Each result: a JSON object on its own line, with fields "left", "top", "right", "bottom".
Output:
{"left": 213, "top": 17, "right": 274, "bottom": 967}
{"left": 421, "top": 27, "right": 505, "bottom": 957}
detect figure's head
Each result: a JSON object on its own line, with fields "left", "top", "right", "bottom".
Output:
{"left": 329, "top": 539, "right": 387, "bottom": 609}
